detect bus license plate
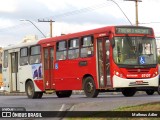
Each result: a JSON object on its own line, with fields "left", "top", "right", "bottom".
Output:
{"left": 136, "top": 81, "right": 143, "bottom": 84}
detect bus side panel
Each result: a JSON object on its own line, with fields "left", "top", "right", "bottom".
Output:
{"left": 54, "top": 60, "right": 82, "bottom": 90}
{"left": 19, "top": 65, "right": 44, "bottom": 92}
{"left": 54, "top": 57, "right": 97, "bottom": 91}
{"left": 31, "top": 63, "right": 44, "bottom": 91}
{"left": 19, "top": 65, "right": 33, "bottom": 92}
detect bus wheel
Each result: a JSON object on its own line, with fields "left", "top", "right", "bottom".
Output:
{"left": 83, "top": 76, "right": 99, "bottom": 98}
{"left": 122, "top": 88, "right": 136, "bottom": 97}
{"left": 26, "top": 81, "right": 38, "bottom": 99}
{"left": 158, "top": 85, "right": 160, "bottom": 95}
{"left": 56, "top": 90, "right": 72, "bottom": 98}
{"left": 146, "top": 90, "right": 154, "bottom": 95}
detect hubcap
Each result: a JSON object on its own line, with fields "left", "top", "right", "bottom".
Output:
{"left": 87, "top": 82, "right": 93, "bottom": 93}
{"left": 28, "top": 85, "right": 33, "bottom": 96}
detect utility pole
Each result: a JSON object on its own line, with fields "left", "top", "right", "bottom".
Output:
{"left": 124, "top": 0, "right": 142, "bottom": 26}
{"left": 135, "top": 0, "right": 139, "bottom": 26}
{"left": 38, "top": 19, "right": 55, "bottom": 37}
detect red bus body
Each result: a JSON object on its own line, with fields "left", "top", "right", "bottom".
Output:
{"left": 38, "top": 26, "right": 158, "bottom": 96}
{"left": 3, "top": 25, "right": 159, "bottom": 98}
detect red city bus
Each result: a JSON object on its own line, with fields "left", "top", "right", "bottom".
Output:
{"left": 2, "top": 26, "right": 159, "bottom": 98}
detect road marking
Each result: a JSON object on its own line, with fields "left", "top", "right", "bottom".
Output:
{"left": 59, "top": 104, "right": 65, "bottom": 111}
{"left": 68, "top": 105, "right": 75, "bottom": 111}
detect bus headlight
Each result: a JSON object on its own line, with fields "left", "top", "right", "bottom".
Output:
{"left": 114, "top": 70, "right": 123, "bottom": 78}
{"left": 116, "top": 72, "right": 119, "bottom": 76}
{"left": 152, "top": 71, "right": 158, "bottom": 77}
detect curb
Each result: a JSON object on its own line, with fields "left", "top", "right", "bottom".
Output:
{"left": 0, "top": 92, "right": 26, "bottom": 96}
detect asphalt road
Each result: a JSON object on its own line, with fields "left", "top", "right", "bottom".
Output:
{"left": 0, "top": 92, "right": 159, "bottom": 120}
{"left": 0, "top": 92, "right": 159, "bottom": 112}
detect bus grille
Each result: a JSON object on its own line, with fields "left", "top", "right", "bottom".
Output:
{"left": 127, "top": 68, "right": 150, "bottom": 74}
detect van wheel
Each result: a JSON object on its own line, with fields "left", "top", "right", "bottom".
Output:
{"left": 56, "top": 90, "right": 72, "bottom": 98}
{"left": 122, "top": 88, "right": 136, "bottom": 97}
{"left": 83, "top": 76, "right": 99, "bottom": 98}
{"left": 26, "top": 81, "right": 38, "bottom": 99}
{"left": 146, "top": 90, "right": 154, "bottom": 95}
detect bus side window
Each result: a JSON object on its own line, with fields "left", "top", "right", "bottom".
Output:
{"left": 81, "top": 36, "right": 94, "bottom": 57}
{"left": 56, "top": 41, "right": 67, "bottom": 60}
{"left": 30, "top": 45, "right": 41, "bottom": 64}
{"left": 3, "top": 50, "right": 8, "bottom": 68}
{"left": 68, "top": 38, "right": 79, "bottom": 59}
{"left": 20, "top": 47, "right": 28, "bottom": 66}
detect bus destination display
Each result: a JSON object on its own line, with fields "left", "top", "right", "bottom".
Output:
{"left": 115, "top": 27, "right": 152, "bottom": 35}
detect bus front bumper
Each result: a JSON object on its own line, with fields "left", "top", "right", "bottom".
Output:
{"left": 113, "top": 75, "right": 159, "bottom": 88}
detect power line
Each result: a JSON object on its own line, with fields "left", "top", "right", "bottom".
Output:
{"left": 39, "top": 2, "right": 112, "bottom": 20}
{"left": 107, "top": 0, "right": 132, "bottom": 25}
{"left": 20, "top": 19, "right": 46, "bottom": 38}
{"left": 0, "top": 2, "right": 108, "bottom": 31}
{"left": 139, "top": 22, "right": 160, "bottom": 24}
{"left": 0, "top": 1, "right": 124, "bottom": 32}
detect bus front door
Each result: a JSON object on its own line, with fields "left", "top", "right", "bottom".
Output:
{"left": 11, "top": 52, "right": 19, "bottom": 92}
{"left": 43, "top": 47, "right": 55, "bottom": 90}
{"left": 97, "top": 38, "right": 111, "bottom": 88}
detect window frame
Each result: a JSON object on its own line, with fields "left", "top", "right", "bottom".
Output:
{"left": 29, "top": 45, "right": 41, "bottom": 64}
{"left": 68, "top": 38, "right": 80, "bottom": 59}
{"left": 81, "top": 35, "right": 94, "bottom": 47}
{"left": 30, "top": 45, "right": 41, "bottom": 56}
{"left": 56, "top": 40, "right": 67, "bottom": 51}
{"left": 68, "top": 38, "right": 79, "bottom": 49}
{"left": 3, "top": 50, "right": 8, "bottom": 68}
{"left": 80, "top": 35, "right": 94, "bottom": 58}
{"left": 20, "top": 47, "right": 29, "bottom": 66}
{"left": 20, "top": 47, "right": 28, "bottom": 57}
{"left": 56, "top": 40, "right": 67, "bottom": 61}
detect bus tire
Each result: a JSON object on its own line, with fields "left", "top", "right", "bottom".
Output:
{"left": 25, "top": 81, "right": 38, "bottom": 99}
{"left": 83, "top": 76, "right": 99, "bottom": 98}
{"left": 37, "top": 92, "right": 43, "bottom": 98}
{"left": 146, "top": 90, "right": 154, "bottom": 95}
{"left": 158, "top": 85, "right": 160, "bottom": 95}
{"left": 56, "top": 90, "right": 72, "bottom": 98}
{"left": 122, "top": 88, "right": 136, "bottom": 97}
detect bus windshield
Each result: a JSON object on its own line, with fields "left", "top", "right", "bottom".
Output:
{"left": 113, "top": 36, "right": 157, "bottom": 66}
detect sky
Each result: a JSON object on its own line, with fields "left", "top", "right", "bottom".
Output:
{"left": 0, "top": 0, "right": 160, "bottom": 47}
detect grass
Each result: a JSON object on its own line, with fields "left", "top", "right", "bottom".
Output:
{"left": 68, "top": 102, "right": 160, "bottom": 120}
{"left": 114, "top": 102, "right": 160, "bottom": 111}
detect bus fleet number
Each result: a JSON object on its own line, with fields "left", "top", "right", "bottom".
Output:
{"left": 141, "top": 74, "right": 150, "bottom": 78}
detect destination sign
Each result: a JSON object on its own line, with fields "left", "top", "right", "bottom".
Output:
{"left": 115, "top": 27, "right": 152, "bottom": 35}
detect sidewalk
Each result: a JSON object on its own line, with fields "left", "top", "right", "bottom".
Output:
{"left": 0, "top": 91, "right": 26, "bottom": 96}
